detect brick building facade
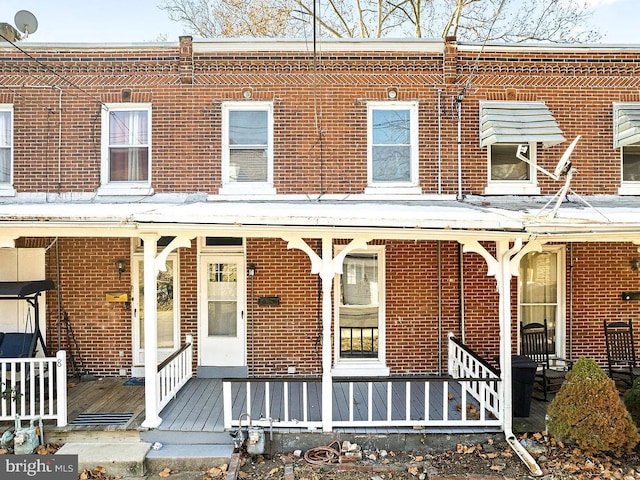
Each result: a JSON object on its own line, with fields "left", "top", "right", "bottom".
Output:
{"left": 0, "top": 36, "right": 638, "bottom": 408}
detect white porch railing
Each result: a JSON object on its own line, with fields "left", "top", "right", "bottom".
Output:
{"left": 157, "top": 335, "right": 193, "bottom": 411}
{"left": 0, "top": 351, "right": 67, "bottom": 427}
{"left": 223, "top": 336, "right": 501, "bottom": 430}
{"left": 448, "top": 332, "right": 501, "bottom": 420}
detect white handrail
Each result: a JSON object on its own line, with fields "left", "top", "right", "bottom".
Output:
{"left": 157, "top": 335, "right": 193, "bottom": 411}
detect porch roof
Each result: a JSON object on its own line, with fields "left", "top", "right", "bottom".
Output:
{"left": 0, "top": 199, "right": 523, "bottom": 237}
{"left": 0, "top": 196, "right": 637, "bottom": 240}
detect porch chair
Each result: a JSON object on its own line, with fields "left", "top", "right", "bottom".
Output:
{"left": 520, "top": 320, "right": 569, "bottom": 401}
{"left": 603, "top": 319, "right": 640, "bottom": 387}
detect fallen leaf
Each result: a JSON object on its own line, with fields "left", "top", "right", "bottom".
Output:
{"left": 238, "top": 472, "right": 250, "bottom": 479}
{"left": 490, "top": 465, "right": 505, "bottom": 471}
{"left": 268, "top": 467, "right": 279, "bottom": 475}
{"left": 407, "top": 466, "right": 419, "bottom": 476}
{"left": 158, "top": 467, "right": 172, "bottom": 478}
{"left": 206, "top": 467, "right": 223, "bottom": 477}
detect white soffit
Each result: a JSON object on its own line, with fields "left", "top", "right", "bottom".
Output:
{"left": 480, "top": 101, "right": 566, "bottom": 148}
{"left": 613, "top": 103, "right": 640, "bottom": 148}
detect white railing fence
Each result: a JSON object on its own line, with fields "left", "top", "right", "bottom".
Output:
{"left": 223, "top": 378, "right": 323, "bottom": 430}
{"left": 157, "top": 335, "right": 193, "bottom": 411}
{"left": 223, "top": 335, "right": 502, "bottom": 431}
{"left": 0, "top": 351, "right": 67, "bottom": 427}
{"left": 448, "top": 332, "right": 501, "bottom": 420}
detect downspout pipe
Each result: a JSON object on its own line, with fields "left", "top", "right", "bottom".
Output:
{"left": 497, "top": 240, "right": 542, "bottom": 477}
{"left": 456, "top": 91, "right": 464, "bottom": 200}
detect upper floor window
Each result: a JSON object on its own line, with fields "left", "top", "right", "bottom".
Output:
{"left": 366, "top": 102, "right": 419, "bottom": 194}
{"left": 488, "top": 142, "right": 536, "bottom": 191}
{"left": 613, "top": 102, "right": 640, "bottom": 195}
{"left": 480, "top": 101, "right": 565, "bottom": 195}
{"left": 0, "top": 105, "right": 13, "bottom": 188}
{"left": 100, "top": 103, "right": 152, "bottom": 195}
{"left": 220, "top": 102, "right": 274, "bottom": 195}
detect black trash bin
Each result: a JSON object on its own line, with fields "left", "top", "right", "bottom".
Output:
{"left": 511, "top": 354, "right": 537, "bottom": 417}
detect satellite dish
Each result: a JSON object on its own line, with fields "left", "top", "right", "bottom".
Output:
{"left": 553, "top": 135, "right": 581, "bottom": 178}
{"left": 14, "top": 10, "right": 38, "bottom": 36}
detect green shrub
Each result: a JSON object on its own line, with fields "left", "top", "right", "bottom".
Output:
{"left": 624, "top": 377, "right": 640, "bottom": 428}
{"left": 546, "top": 357, "right": 639, "bottom": 455}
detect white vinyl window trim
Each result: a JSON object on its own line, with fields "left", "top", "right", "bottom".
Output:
{"left": 220, "top": 101, "right": 275, "bottom": 196}
{"left": 618, "top": 145, "right": 640, "bottom": 195}
{"left": 332, "top": 245, "right": 389, "bottom": 377}
{"left": 98, "top": 103, "right": 153, "bottom": 196}
{"left": 0, "top": 104, "right": 16, "bottom": 196}
{"left": 484, "top": 142, "right": 541, "bottom": 195}
{"left": 365, "top": 101, "right": 420, "bottom": 195}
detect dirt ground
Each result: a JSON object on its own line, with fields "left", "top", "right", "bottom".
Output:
{"left": 6, "top": 432, "right": 640, "bottom": 479}
{"left": 223, "top": 433, "right": 640, "bottom": 479}
{"left": 126, "top": 433, "right": 640, "bottom": 480}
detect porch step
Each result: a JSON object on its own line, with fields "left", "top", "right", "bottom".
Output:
{"left": 145, "top": 444, "right": 235, "bottom": 473}
{"left": 56, "top": 441, "right": 151, "bottom": 477}
{"left": 140, "top": 429, "right": 233, "bottom": 445}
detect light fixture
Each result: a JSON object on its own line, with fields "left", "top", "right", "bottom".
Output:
{"left": 247, "top": 264, "right": 257, "bottom": 276}
{"left": 631, "top": 258, "right": 640, "bottom": 272}
{"left": 387, "top": 87, "right": 398, "bottom": 99}
{"left": 242, "top": 88, "right": 253, "bottom": 99}
{"left": 116, "top": 259, "right": 126, "bottom": 280}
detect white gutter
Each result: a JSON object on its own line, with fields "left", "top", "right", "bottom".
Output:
{"left": 497, "top": 240, "right": 542, "bottom": 477}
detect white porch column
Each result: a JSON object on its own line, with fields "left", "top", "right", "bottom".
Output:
{"left": 461, "top": 238, "right": 540, "bottom": 434}
{"left": 319, "top": 237, "right": 334, "bottom": 432}
{"left": 284, "top": 235, "right": 370, "bottom": 433}
{"left": 141, "top": 233, "right": 161, "bottom": 428}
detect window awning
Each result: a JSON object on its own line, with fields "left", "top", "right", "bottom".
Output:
{"left": 613, "top": 103, "right": 640, "bottom": 148}
{"left": 480, "top": 101, "right": 566, "bottom": 148}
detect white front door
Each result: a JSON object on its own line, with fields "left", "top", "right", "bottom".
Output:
{"left": 199, "top": 255, "right": 246, "bottom": 369}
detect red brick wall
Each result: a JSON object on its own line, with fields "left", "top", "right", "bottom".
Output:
{"left": 3, "top": 41, "right": 636, "bottom": 197}
{"left": 43, "top": 238, "right": 132, "bottom": 377}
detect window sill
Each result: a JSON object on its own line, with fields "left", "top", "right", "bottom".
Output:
{"left": 97, "top": 185, "right": 154, "bottom": 197}
{"left": 364, "top": 185, "right": 422, "bottom": 195}
{"left": 332, "top": 361, "right": 390, "bottom": 377}
{"left": 219, "top": 184, "right": 277, "bottom": 196}
{"left": 0, "top": 186, "right": 17, "bottom": 197}
{"left": 618, "top": 184, "right": 640, "bottom": 195}
{"left": 484, "top": 184, "right": 540, "bottom": 195}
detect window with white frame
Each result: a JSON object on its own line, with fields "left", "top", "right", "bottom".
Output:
{"left": 0, "top": 105, "right": 13, "bottom": 188}
{"left": 334, "top": 246, "right": 388, "bottom": 376}
{"left": 221, "top": 102, "right": 274, "bottom": 194}
{"left": 614, "top": 103, "right": 640, "bottom": 194}
{"left": 100, "top": 103, "right": 151, "bottom": 194}
{"left": 622, "top": 145, "right": 640, "bottom": 182}
{"left": 486, "top": 143, "right": 538, "bottom": 194}
{"left": 480, "top": 100, "right": 565, "bottom": 195}
{"left": 366, "top": 102, "right": 419, "bottom": 193}
{"left": 518, "top": 246, "right": 566, "bottom": 358}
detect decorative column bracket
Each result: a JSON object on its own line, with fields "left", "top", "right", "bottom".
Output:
{"left": 154, "top": 235, "right": 194, "bottom": 274}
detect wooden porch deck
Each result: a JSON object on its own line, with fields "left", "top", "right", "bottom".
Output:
{"left": 27, "top": 377, "right": 548, "bottom": 440}
{"left": 35, "top": 378, "right": 548, "bottom": 434}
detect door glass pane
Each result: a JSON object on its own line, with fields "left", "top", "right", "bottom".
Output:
{"left": 520, "top": 251, "right": 558, "bottom": 353}
{"left": 207, "top": 263, "right": 238, "bottom": 336}
{"left": 340, "top": 253, "right": 379, "bottom": 358}
{"left": 139, "top": 260, "right": 176, "bottom": 349}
